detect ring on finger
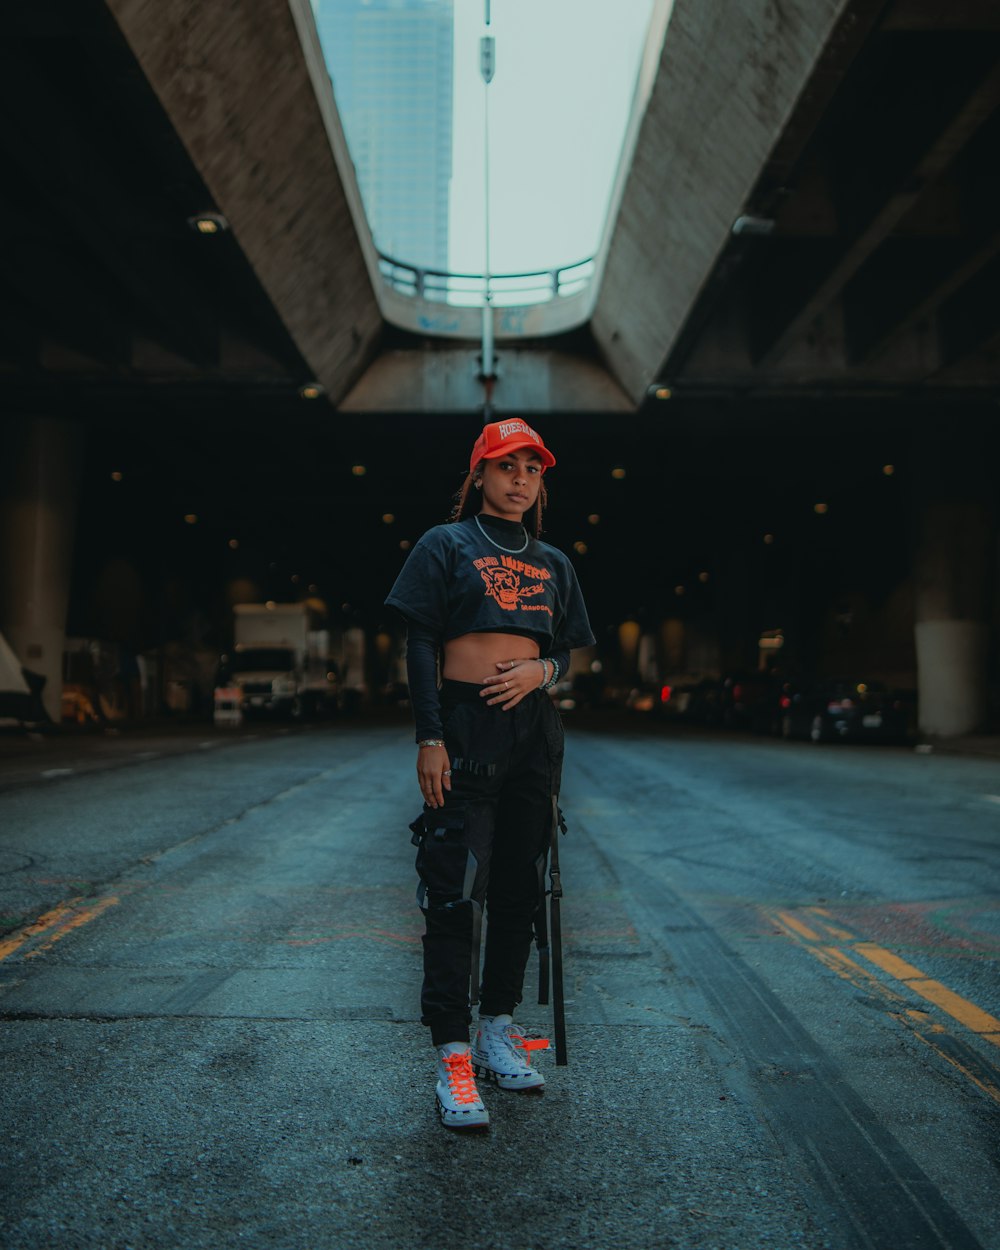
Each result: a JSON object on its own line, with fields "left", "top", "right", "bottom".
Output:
{"left": 443, "top": 769, "right": 452, "bottom": 776}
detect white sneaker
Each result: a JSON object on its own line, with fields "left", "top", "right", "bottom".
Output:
{"left": 472, "top": 1015, "right": 547, "bottom": 1091}
{"left": 435, "top": 1045, "right": 490, "bottom": 1130}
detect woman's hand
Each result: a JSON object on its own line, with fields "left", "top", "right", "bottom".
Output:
{"left": 417, "top": 744, "right": 452, "bottom": 809}
{"left": 481, "top": 658, "right": 545, "bottom": 710}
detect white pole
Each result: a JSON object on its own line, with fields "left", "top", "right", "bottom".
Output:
{"left": 482, "top": 78, "right": 494, "bottom": 378}
{"left": 480, "top": 13, "right": 496, "bottom": 381}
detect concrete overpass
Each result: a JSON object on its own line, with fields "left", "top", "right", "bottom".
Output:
{"left": 1, "top": 0, "right": 998, "bottom": 732}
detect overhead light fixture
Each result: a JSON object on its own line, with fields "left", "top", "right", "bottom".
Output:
{"left": 187, "top": 211, "right": 230, "bottom": 235}
{"left": 298, "top": 382, "right": 325, "bottom": 400}
{"left": 731, "top": 215, "right": 775, "bottom": 236}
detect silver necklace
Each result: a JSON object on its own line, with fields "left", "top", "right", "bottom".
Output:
{"left": 474, "top": 513, "right": 530, "bottom": 554}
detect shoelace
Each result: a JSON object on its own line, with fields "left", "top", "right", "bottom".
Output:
{"left": 509, "top": 1031, "right": 550, "bottom": 1058}
{"left": 441, "top": 1051, "right": 480, "bottom": 1104}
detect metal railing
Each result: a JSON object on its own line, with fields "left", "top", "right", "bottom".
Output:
{"left": 376, "top": 252, "right": 596, "bottom": 309}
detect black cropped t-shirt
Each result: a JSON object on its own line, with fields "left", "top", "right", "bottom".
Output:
{"left": 387, "top": 515, "right": 593, "bottom": 650}
{"left": 385, "top": 513, "right": 595, "bottom": 740}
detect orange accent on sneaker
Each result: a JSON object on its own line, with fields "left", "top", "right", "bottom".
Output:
{"left": 513, "top": 1034, "right": 550, "bottom": 1054}
{"left": 442, "top": 1051, "right": 481, "bottom": 1104}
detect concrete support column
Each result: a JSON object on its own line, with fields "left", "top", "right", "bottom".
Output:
{"left": 0, "top": 417, "right": 84, "bottom": 722}
{"left": 912, "top": 425, "right": 995, "bottom": 737}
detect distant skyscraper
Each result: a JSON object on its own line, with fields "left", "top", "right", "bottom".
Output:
{"left": 315, "top": 0, "right": 454, "bottom": 272}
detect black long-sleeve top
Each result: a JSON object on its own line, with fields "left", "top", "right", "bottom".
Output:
{"left": 387, "top": 512, "right": 590, "bottom": 742}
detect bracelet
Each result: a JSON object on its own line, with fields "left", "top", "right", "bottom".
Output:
{"left": 417, "top": 739, "right": 445, "bottom": 749}
{"left": 537, "top": 658, "right": 551, "bottom": 688}
{"left": 544, "top": 659, "right": 561, "bottom": 690}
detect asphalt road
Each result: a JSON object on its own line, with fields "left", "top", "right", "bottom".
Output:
{"left": 0, "top": 716, "right": 998, "bottom": 1250}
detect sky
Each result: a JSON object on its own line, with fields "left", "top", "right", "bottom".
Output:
{"left": 448, "top": 0, "right": 656, "bottom": 275}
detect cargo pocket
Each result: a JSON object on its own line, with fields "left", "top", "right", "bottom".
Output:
{"left": 411, "top": 807, "right": 471, "bottom": 904}
{"left": 410, "top": 805, "right": 483, "bottom": 1004}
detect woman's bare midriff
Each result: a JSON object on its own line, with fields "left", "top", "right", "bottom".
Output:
{"left": 442, "top": 632, "right": 540, "bottom": 684}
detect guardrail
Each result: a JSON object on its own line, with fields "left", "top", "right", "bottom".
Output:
{"left": 376, "top": 253, "right": 596, "bottom": 308}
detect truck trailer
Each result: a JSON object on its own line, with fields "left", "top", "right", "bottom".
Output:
{"left": 221, "top": 603, "right": 337, "bottom": 719}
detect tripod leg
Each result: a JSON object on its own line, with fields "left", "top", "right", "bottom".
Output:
{"left": 549, "top": 795, "right": 567, "bottom": 1066}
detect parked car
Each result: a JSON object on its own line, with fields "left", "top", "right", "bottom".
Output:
{"left": 718, "top": 672, "right": 787, "bottom": 734}
{"left": 782, "top": 679, "right": 912, "bottom": 743}
{"left": 624, "top": 683, "right": 659, "bottom": 713}
{"left": 659, "top": 678, "right": 723, "bottom": 725}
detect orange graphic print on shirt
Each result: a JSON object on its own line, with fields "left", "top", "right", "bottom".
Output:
{"left": 475, "top": 554, "right": 554, "bottom": 617}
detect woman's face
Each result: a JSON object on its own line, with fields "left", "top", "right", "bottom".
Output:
{"left": 478, "top": 449, "right": 543, "bottom": 520}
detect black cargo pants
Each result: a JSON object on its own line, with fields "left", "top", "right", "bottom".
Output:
{"left": 409, "top": 679, "right": 564, "bottom": 1047}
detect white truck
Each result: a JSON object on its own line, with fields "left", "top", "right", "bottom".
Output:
{"left": 222, "top": 603, "right": 337, "bottom": 719}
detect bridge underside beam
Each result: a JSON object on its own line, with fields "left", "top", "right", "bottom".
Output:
{"left": 105, "top": 0, "right": 383, "bottom": 406}
{"left": 641, "top": 0, "right": 1000, "bottom": 397}
{"left": 592, "top": 0, "right": 854, "bottom": 404}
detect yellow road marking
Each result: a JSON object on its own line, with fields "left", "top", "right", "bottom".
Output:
{"left": 0, "top": 902, "right": 81, "bottom": 961}
{"left": 804, "top": 906, "right": 861, "bottom": 942}
{"left": 776, "top": 910, "right": 822, "bottom": 941}
{"left": 852, "top": 944, "right": 926, "bottom": 982}
{"left": 894, "top": 1011, "right": 1000, "bottom": 1103}
{"left": 0, "top": 896, "right": 119, "bottom": 963}
{"left": 855, "top": 942, "right": 1000, "bottom": 1043}
{"left": 820, "top": 945, "right": 905, "bottom": 998}
{"left": 768, "top": 905, "right": 1000, "bottom": 1103}
{"left": 815, "top": 920, "right": 857, "bottom": 941}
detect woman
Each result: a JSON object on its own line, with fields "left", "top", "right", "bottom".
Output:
{"left": 385, "top": 419, "right": 594, "bottom": 1131}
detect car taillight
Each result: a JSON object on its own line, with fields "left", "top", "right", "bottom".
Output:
{"left": 661, "top": 685, "right": 672, "bottom": 703}
{"left": 732, "top": 684, "right": 744, "bottom": 700}
{"left": 780, "top": 695, "right": 791, "bottom": 709}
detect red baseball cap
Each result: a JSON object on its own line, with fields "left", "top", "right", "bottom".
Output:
{"left": 469, "top": 420, "right": 556, "bottom": 472}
